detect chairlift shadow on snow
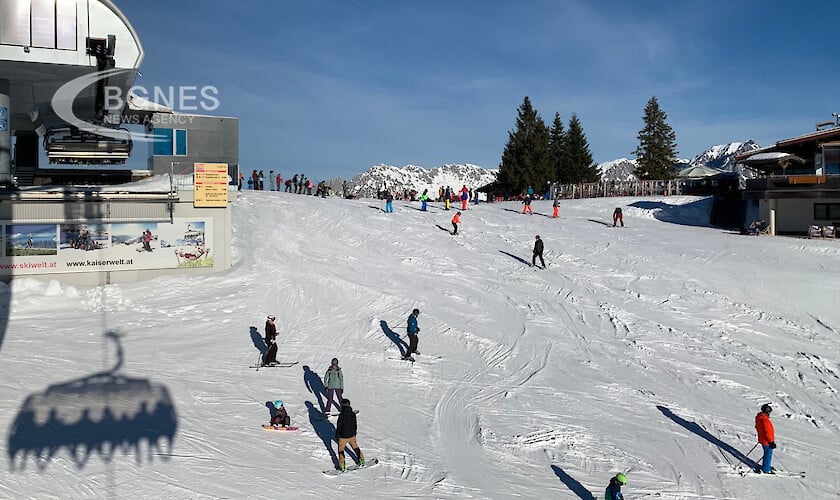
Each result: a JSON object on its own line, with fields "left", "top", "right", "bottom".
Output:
{"left": 551, "top": 465, "right": 596, "bottom": 500}
{"left": 380, "top": 320, "right": 408, "bottom": 357}
{"left": 656, "top": 405, "right": 758, "bottom": 469}
{"left": 7, "top": 331, "right": 178, "bottom": 472}
{"left": 499, "top": 250, "right": 530, "bottom": 266}
{"left": 302, "top": 365, "right": 327, "bottom": 412}
{"left": 586, "top": 219, "right": 611, "bottom": 227}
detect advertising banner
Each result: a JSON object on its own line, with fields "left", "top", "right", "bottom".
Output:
{"left": 194, "top": 163, "right": 229, "bottom": 207}
{"left": 1, "top": 218, "right": 213, "bottom": 275}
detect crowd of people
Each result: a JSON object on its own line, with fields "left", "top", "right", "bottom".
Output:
{"left": 238, "top": 170, "right": 337, "bottom": 198}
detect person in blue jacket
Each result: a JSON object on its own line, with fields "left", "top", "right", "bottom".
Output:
{"left": 605, "top": 472, "right": 627, "bottom": 500}
{"left": 402, "top": 308, "right": 420, "bottom": 361}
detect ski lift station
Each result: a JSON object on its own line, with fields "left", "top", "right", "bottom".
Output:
{"left": 0, "top": 0, "right": 239, "bottom": 285}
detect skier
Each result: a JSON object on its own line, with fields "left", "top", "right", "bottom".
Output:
{"left": 613, "top": 207, "right": 624, "bottom": 227}
{"left": 532, "top": 235, "right": 545, "bottom": 268}
{"left": 451, "top": 211, "right": 461, "bottom": 235}
{"left": 421, "top": 189, "right": 429, "bottom": 211}
{"left": 335, "top": 398, "right": 365, "bottom": 471}
{"left": 605, "top": 472, "right": 627, "bottom": 500}
{"left": 276, "top": 172, "right": 282, "bottom": 191}
{"left": 270, "top": 400, "right": 291, "bottom": 427}
{"left": 269, "top": 170, "right": 275, "bottom": 191}
{"left": 460, "top": 185, "right": 469, "bottom": 210}
{"left": 264, "top": 315, "right": 279, "bottom": 366}
{"left": 552, "top": 198, "right": 559, "bottom": 218}
{"left": 522, "top": 194, "right": 533, "bottom": 215}
{"left": 444, "top": 186, "right": 451, "bottom": 210}
{"left": 402, "top": 308, "right": 421, "bottom": 361}
{"left": 755, "top": 403, "right": 776, "bottom": 474}
{"left": 385, "top": 191, "right": 394, "bottom": 213}
{"left": 323, "top": 357, "right": 344, "bottom": 415}
{"left": 258, "top": 170, "right": 265, "bottom": 190}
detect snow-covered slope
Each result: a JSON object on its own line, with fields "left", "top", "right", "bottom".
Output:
{"left": 348, "top": 163, "right": 498, "bottom": 197}
{"left": 2, "top": 193, "right": 839, "bottom": 499}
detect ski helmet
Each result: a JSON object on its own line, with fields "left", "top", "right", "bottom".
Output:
{"left": 274, "top": 400, "right": 283, "bottom": 408}
{"left": 761, "top": 403, "right": 772, "bottom": 414}
{"left": 341, "top": 398, "right": 351, "bottom": 407}
{"left": 615, "top": 472, "right": 627, "bottom": 485}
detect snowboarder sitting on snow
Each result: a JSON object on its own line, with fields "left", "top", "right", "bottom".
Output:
{"left": 323, "top": 357, "right": 344, "bottom": 414}
{"left": 755, "top": 403, "right": 776, "bottom": 473}
{"left": 335, "top": 398, "right": 365, "bottom": 471}
{"left": 263, "top": 315, "right": 279, "bottom": 366}
{"left": 605, "top": 472, "right": 627, "bottom": 500}
{"left": 270, "top": 400, "right": 290, "bottom": 427}
{"left": 402, "top": 308, "right": 421, "bottom": 361}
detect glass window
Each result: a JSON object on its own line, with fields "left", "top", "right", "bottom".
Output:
{"left": 153, "top": 129, "right": 174, "bottom": 156}
{"left": 823, "top": 146, "right": 840, "bottom": 175}
{"left": 814, "top": 203, "right": 840, "bottom": 221}
{"left": 31, "top": 0, "right": 56, "bottom": 48}
{"left": 56, "top": 0, "right": 76, "bottom": 50}
{"left": 175, "top": 129, "right": 187, "bottom": 156}
{"left": 0, "top": 0, "right": 32, "bottom": 46}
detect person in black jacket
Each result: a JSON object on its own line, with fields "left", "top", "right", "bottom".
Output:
{"left": 532, "top": 235, "right": 545, "bottom": 269}
{"left": 263, "top": 315, "right": 278, "bottom": 366}
{"left": 335, "top": 398, "right": 365, "bottom": 471}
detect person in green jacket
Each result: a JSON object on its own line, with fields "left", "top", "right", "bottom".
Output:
{"left": 323, "top": 357, "right": 344, "bottom": 414}
{"left": 421, "top": 189, "right": 429, "bottom": 211}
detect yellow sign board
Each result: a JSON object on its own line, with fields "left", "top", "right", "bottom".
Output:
{"left": 194, "top": 163, "right": 229, "bottom": 207}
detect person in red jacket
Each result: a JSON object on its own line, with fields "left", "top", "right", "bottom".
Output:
{"left": 755, "top": 403, "right": 776, "bottom": 473}
{"left": 451, "top": 211, "right": 461, "bottom": 235}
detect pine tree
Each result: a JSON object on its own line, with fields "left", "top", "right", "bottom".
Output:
{"left": 564, "top": 114, "right": 600, "bottom": 183}
{"left": 548, "top": 112, "right": 568, "bottom": 183}
{"left": 634, "top": 96, "right": 678, "bottom": 180}
{"left": 498, "top": 97, "right": 551, "bottom": 195}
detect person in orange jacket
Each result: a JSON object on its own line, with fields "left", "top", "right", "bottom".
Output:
{"left": 755, "top": 403, "right": 776, "bottom": 473}
{"left": 451, "top": 211, "right": 461, "bottom": 235}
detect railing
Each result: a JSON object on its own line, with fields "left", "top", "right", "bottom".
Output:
{"left": 551, "top": 179, "right": 682, "bottom": 199}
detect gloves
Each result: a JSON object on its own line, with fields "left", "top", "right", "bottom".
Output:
{"left": 769, "top": 442, "right": 776, "bottom": 449}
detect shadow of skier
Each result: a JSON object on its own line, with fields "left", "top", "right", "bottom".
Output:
{"left": 380, "top": 320, "right": 408, "bottom": 356}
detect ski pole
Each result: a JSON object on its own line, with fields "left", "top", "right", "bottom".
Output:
{"left": 745, "top": 443, "right": 758, "bottom": 457}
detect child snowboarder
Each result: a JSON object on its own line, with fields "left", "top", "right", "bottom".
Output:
{"left": 323, "top": 357, "right": 344, "bottom": 414}
{"left": 451, "top": 211, "right": 461, "bottom": 235}
{"left": 335, "top": 398, "right": 365, "bottom": 471}
{"left": 755, "top": 403, "right": 776, "bottom": 473}
{"left": 270, "top": 400, "right": 290, "bottom": 427}
{"left": 605, "top": 472, "right": 627, "bottom": 500}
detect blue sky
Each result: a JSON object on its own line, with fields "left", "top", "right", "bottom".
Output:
{"left": 116, "top": 0, "right": 839, "bottom": 180}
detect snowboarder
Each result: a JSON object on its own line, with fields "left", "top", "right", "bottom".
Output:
{"left": 552, "top": 198, "right": 559, "bottom": 218}
{"left": 264, "top": 315, "right": 279, "bottom": 366}
{"left": 403, "top": 308, "right": 420, "bottom": 361}
{"left": 451, "top": 211, "right": 461, "bottom": 235}
{"left": 421, "top": 189, "right": 429, "bottom": 211}
{"left": 323, "top": 357, "right": 345, "bottom": 414}
{"left": 522, "top": 194, "right": 533, "bottom": 215}
{"left": 613, "top": 207, "right": 624, "bottom": 227}
{"left": 755, "top": 403, "right": 776, "bottom": 474}
{"left": 335, "top": 398, "right": 365, "bottom": 471}
{"left": 605, "top": 472, "right": 627, "bottom": 500}
{"left": 270, "top": 400, "right": 291, "bottom": 427}
{"left": 532, "top": 235, "right": 545, "bottom": 268}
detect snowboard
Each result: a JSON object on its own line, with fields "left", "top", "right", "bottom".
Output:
{"left": 262, "top": 425, "right": 300, "bottom": 432}
{"left": 322, "top": 458, "right": 378, "bottom": 476}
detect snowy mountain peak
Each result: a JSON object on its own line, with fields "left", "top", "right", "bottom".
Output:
{"left": 688, "top": 140, "right": 761, "bottom": 171}
{"left": 349, "top": 163, "right": 498, "bottom": 198}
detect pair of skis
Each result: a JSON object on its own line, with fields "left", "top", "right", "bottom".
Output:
{"left": 249, "top": 361, "right": 299, "bottom": 369}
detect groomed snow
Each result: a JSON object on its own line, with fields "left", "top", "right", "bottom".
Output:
{"left": 2, "top": 192, "right": 839, "bottom": 499}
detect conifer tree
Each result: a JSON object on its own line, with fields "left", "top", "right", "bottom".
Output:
{"left": 498, "top": 97, "right": 551, "bottom": 194}
{"left": 548, "top": 112, "right": 568, "bottom": 183}
{"left": 634, "top": 96, "right": 678, "bottom": 179}
{"left": 564, "top": 114, "right": 600, "bottom": 183}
